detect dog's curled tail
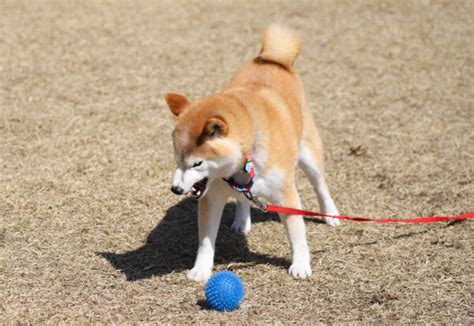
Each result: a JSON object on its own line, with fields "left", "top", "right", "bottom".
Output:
{"left": 258, "top": 24, "right": 303, "bottom": 69}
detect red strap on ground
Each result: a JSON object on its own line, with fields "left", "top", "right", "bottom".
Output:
{"left": 266, "top": 204, "right": 474, "bottom": 223}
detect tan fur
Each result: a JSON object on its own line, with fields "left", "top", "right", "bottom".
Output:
{"left": 259, "top": 24, "right": 304, "bottom": 68}
{"left": 223, "top": 28, "right": 313, "bottom": 178}
{"left": 168, "top": 24, "right": 312, "bottom": 174}
{"left": 165, "top": 92, "right": 191, "bottom": 117}
{"left": 171, "top": 94, "right": 253, "bottom": 166}
{"left": 166, "top": 24, "right": 339, "bottom": 281}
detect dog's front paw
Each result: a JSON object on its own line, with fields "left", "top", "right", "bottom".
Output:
{"left": 231, "top": 217, "right": 251, "bottom": 235}
{"left": 187, "top": 267, "right": 212, "bottom": 282}
{"left": 288, "top": 261, "right": 312, "bottom": 279}
{"left": 324, "top": 216, "right": 341, "bottom": 227}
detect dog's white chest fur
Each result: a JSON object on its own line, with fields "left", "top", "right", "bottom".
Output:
{"left": 225, "top": 162, "right": 284, "bottom": 205}
{"left": 251, "top": 168, "right": 284, "bottom": 203}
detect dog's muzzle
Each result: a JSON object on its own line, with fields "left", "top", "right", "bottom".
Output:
{"left": 170, "top": 178, "right": 209, "bottom": 199}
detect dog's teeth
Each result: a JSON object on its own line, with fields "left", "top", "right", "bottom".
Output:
{"left": 191, "top": 178, "right": 208, "bottom": 199}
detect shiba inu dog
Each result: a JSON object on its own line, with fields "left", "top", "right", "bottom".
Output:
{"left": 165, "top": 24, "right": 340, "bottom": 282}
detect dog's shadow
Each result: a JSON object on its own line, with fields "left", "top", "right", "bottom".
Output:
{"left": 97, "top": 197, "right": 290, "bottom": 281}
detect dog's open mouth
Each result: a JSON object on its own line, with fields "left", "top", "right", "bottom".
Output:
{"left": 191, "top": 178, "right": 208, "bottom": 199}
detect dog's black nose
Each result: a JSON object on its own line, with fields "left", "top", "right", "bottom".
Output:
{"left": 171, "top": 185, "right": 184, "bottom": 195}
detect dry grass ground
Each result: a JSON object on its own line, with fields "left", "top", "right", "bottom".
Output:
{"left": 1, "top": 0, "right": 473, "bottom": 323}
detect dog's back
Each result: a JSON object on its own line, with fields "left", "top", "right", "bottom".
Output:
{"left": 225, "top": 24, "right": 306, "bottom": 114}
{"left": 223, "top": 24, "right": 312, "bottom": 171}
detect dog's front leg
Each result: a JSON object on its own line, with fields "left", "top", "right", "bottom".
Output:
{"left": 187, "top": 188, "right": 228, "bottom": 282}
{"left": 279, "top": 184, "right": 312, "bottom": 279}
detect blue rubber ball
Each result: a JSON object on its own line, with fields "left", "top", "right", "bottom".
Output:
{"left": 205, "top": 271, "right": 245, "bottom": 312}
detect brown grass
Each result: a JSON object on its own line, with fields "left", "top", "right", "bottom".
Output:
{"left": 1, "top": 0, "right": 473, "bottom": 323}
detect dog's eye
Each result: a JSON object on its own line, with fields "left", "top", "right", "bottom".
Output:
{"left": 192, "top": 161, "right": 203, "bottom": 168}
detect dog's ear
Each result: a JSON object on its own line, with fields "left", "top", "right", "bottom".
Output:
{"left": 203, "top": 117, "right": 228, "bottom": 138}
{"left": 165, "top": 92, "right": 191, "bottom": 117}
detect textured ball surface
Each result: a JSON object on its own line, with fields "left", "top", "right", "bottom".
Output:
{"left": 205, "top": 271, "right": 245, "bottom": 312}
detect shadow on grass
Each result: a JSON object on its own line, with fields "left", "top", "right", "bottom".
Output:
{"left": 98, "top": 197, "right": 290, "bottom": 281}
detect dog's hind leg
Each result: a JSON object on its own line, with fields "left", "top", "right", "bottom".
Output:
{"left": 231, "top": 200, "right": 251, "bottom": 235}
{"left": 298, "top": 135, "right": 340, "bottom": 226}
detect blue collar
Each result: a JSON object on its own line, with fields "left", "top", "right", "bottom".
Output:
{"left": 223, "top": 154, "right": 255, "bottom": 199}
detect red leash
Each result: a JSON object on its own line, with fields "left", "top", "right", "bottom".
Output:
{"left": 265, "top": 204, "right": 474, "bottom": 223}
{"left": 226, "top": 156, "right": 473, "bottom": 223}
